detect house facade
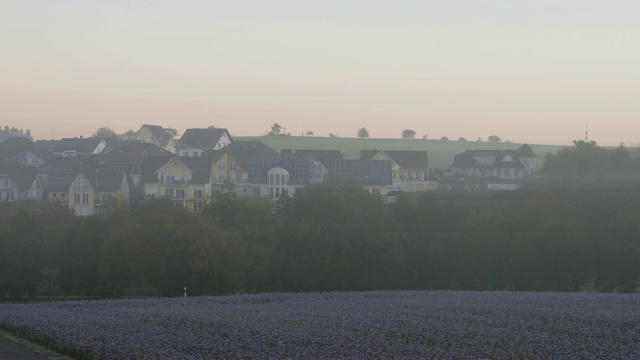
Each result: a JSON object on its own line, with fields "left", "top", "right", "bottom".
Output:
{"left": 449, "top": 144, "right": 537, "bottom": 191}
{"left": 361, "top": 150, "right": 438, "bottom": 193}
{"left": 0, "top": 165, "right": 46, "bottom": 202}
{"left": 141, "top": 156, "right": 211, "bottom": 212}
{"left": 67, "top": 165, "right": 131, "bottom": 216}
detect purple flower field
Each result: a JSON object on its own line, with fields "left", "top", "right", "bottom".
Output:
{"left": 1, "top": 291, "right": 639, "bottom": 359}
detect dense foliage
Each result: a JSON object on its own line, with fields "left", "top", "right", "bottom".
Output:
{"left": 1, "top": 141, "right": 639, "bottom": 299}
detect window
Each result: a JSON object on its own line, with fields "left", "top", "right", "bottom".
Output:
{"left": 193, "top": 202, "right": 203, "bottom": 212}
{"left": 230, "top": 161, "right": 236, "bottom": 171}
{"left": 176, "top": 189, "right": 185, "bottom": 199}
{"left": 160, "top": 175, "right": 165, "bottom": 184}
{"left": 101, "top": 193, "right": 113, "bottom": 203}
{"left": 219, "top": 162, "right": 225, "bottom": 171}
{"left": 3, "top": 179, "right": 8, "bottom": 188}
{"left": 371, "top": 188, "right": 381, "bottom": 196}
{"left": 74, "top": 193, "right": 81, "bottom": 203}
{"left": 165, "top": 188, "right": 174, "bottom": 197}
{"left": 194, "top": 189, "right": 203, "bottom": 199}
{"left": 82, "top": 193, "right": 89, "bottom": 204}
{"left": 8, "top": 191, "right": 14, "bottom": 201}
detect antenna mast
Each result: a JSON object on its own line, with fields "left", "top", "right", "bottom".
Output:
{"left": 584, "top": 126, "right": 589, "bottom": 142}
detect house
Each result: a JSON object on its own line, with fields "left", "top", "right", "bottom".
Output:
{"left": 12, "top": 148, "right": 58, "bottom": 167}
{"left": 141, "top": 155, "right": 212, "bottom": 212}
{"left": 38, "top": 157, "right": 81, "bottom": 204}
{"left": 247, "top": 149, "right": 344, "bottom": 199}
{"left": 134, "top": 124, "right": 175, "bottom": 152}
{"left": 68, "top": 165, "right": 132, "bottom": 216}
{"left": 0, "top": 165, "right": 46, "bottom": 202}
{"left": 208, "top": 140, "right": 279, "bottom": 196}
{"left": 175, "top": 128, "right": 232, "bottom": 157}
{"left": 96, "top": 142, "right": 173, "bottom": 188}
{"left": 280, "top": 149, "right": 341, "bottom": 185}
{"left": 46, "top": 137, "right": 108, "bottom": 157}
{"left": 329, "top": 159, "right": 393, "bottom": 196}
{"left": 361, "top": 150, "right": 438, "bottom": 193}
{"left": 449, "top": 144, "right": 537, "bottom": 190}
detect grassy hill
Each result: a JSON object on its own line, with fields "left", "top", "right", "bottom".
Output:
{"left": 237, "top": 135, "right": 565, "bottom": 170}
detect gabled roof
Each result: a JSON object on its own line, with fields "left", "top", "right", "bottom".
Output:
{"left": 361, "top": 150, "right": 428, "bottom": 169}
{"left": 38, "top": 157, "right": 82, "bottom": 192}
{"left": 177, "top": 128, "right": 232, "bottom": 150}
{"left": 223, "top": 140, "right": 279, "bottom": 167}
{"left": 74, "top": 165, "right": 127, "bottom": 192}
{"left": 11, "top": 148, "right": 58, "bottom": 164}
{"left": 141, "top": 155, "right": 212, "bottom": 184}
{"left": 35, "top": 140, "right": 59, "bottom": 152}
{"left": 0, "top": 165, "right": 42, "bottom": 190}
{"left": 281, "top": 149, "right": 343, "bottom": 167}
{"left": 96, "top": 142, "right": 173, "bottom": 166}
{"left": 137, "top": 124, "right": 173, "bottom": 146}
{"left": 451, "top": 150, "right": 525, "bottom": 169}
{"left": 53, "top": 137, "right": 105, "bottom": 154}
{"left": 329, "top": 159, "right": 392, "bottom": 185}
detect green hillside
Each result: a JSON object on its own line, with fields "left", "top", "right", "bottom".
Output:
{"left": 236, "top": 135, "right": 565, "bottom": 170}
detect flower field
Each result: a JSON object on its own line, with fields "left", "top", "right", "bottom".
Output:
{"left": 1, "top": 291, "right": 639, "bottom": 359}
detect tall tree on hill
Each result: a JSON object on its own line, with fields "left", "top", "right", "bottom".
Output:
{"left": 357, "top": 127, "right": 369, "bottom": 138}
{"left": 269, "top": 123, "right": 282, "bottom": 135}
{"left": 402, "top": 129, "right": 416, "bottom": 139}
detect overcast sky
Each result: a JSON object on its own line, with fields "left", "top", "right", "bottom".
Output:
{"left": 1, "top": 1, "right": 639, "bottom": 146}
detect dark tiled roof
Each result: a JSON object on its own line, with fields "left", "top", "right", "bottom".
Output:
{"left": 54, "top": 138, "right": 105, "bottom": 154}
{"left": 361, "top": 150, "right": 428, "bottom": 169}
{"left": 226, "top": 141, "right": 279, "bottom": 166}
{"left": 280, "top": 149, "right": 343, "bottom": 167}
{"left": 329, "top": 159, "right": 392, "bottom": 185}
{"left": 0, "top": 165, "right": 42, "bottom": 190}
{"left": 177, "top": 128, "right": 232, "bottom": 150}
{"left": 97, "top": 142, "right": 173, "bottom": 166}
{"left": 38, "top": 157, "right": 82, "bottom": 192}
{"left": 141, "top": 156, "right": 212, "bottom": 185}
{"left": 35, "top": 140, "right": 59, "bottom": 151}
{"left": 451, "top": 150, "right": 525, "bottom": 169}
{"left": 77, "top": 165, "right": 126, "bottom": 192}
{"left": 11, "top": 149, "right": 58, "bottom": 164}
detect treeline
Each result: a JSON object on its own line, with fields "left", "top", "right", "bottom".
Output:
{"left": 1, "top": 176, "right": 640, "bottom": 300}
{"left": 1, "top": 140, "right": 640, "bottom": 300}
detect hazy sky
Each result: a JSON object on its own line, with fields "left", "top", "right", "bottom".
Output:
{"left": 1, "top": 1, "right": 639, "bottom": 146}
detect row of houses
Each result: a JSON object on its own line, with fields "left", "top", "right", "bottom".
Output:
{"left": 0, "top": 125, "right": 537, "bottom": 215}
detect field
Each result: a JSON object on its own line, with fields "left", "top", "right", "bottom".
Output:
{"left": 237, "top": 135, "right": 565, "bottom": 170}
{"left": 2, "top": 290, "right": 639, "bottom": 359}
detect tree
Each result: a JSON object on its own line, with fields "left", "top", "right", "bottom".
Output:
{"left": 92, "top": 127, "right": 119, "bottom": 138}
{"left": 269, "top": 123, "right": 282, "bottom": 136}
{"left": 305, "top": 130, "right": 314, "bottom": 136}
{"left": 440, "top": 136, "right": 449, "bottom": 141}
{"left": 422, "top": 134, "right": 428, "bottom": 140}
{"left": 402, "top": 129, "right": 416, "bottom": 139}
{"left": 357, "top": 127, "right": 369, "bottom": 138}
{"left": 488, "top": 135, "right": 502, "bottom": 143}
{"left": 165, "top": 127, "right": 179, "bottom": 138}
{"left": 121, "top": 130, "right": 137, "bottom": 140}
{"left": 458, "top": 137, "right": 467, "bottom": 142}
